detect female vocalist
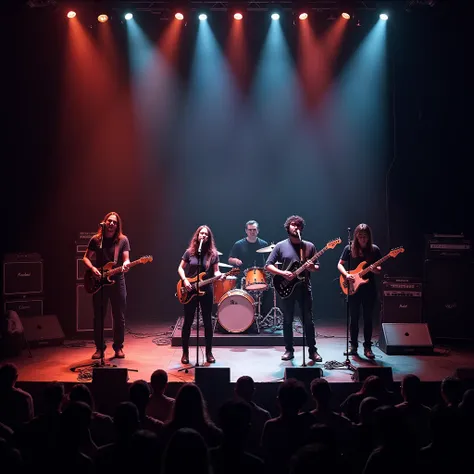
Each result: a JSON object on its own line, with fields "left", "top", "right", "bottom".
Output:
{"left": 337, "top": 223, "right": 382, "bottom": 359}
{"left": 177, "top": 225, "right": 223, "bottom": 365}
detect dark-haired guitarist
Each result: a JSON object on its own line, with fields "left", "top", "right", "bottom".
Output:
{"left": 265, "top": 215, "right": 322, "bottom": 363}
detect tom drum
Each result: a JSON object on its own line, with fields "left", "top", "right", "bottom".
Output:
{"left": 244, "top": 267, "right": 268, "bottom": 291}
{"left": 213, "top": 276, "right": 238, "bottom": 304}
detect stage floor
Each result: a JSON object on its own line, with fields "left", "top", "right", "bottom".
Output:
{"left": 6, "top": 320, "right": 474, "bottom": 385}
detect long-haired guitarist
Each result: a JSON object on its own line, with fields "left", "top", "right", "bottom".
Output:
{"left": 337, "top": 223, "right": 381, "bottom": 359}
{"left": 265, "top": 215, "right": 322, "bottom": 363}
{"left": 83, "top": 211, "right": 130, "bottom": 360}
{"left": 177, "top": 225, "right": 223, "bottom": 365}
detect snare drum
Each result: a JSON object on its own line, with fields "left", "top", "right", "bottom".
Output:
{"left": 244, "top": 267, "right": 268, "bottom": 291}
{"left": 217, "top": 289, "right": 255, "bottom": 333}
{"left": 213, "top": 276, "right": 238, "bottom": 304}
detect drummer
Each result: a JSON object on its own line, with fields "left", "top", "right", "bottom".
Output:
{"left": 228, "top": 220, "right": 269, "bottom": 287}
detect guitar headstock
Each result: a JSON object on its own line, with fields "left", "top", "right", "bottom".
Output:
{"left": 389, "top": 247, "right": 404, "bottom": 258}
{"left": 139, "top": 255, "right": 153, "bottom": 264}
{"left": 326, "top": 238, "right": 342, "bottom": 249}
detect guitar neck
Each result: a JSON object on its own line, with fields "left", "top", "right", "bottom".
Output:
{"left": 293, "top": 245, "right": 328, "bottom": 277}
{"left": 105, "top": 259, "right": 141, "bottom": 277}
{"left": 197, "top": 271, "right": 228, "bottom": 287}
{"left": 359, "top": 254, "right": 391, "bottom": 277}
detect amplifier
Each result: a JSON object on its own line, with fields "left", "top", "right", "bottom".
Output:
{"left": 3, "top": 260, "right": 43, "bottom": 295}
{"left": 425, "top": 234, "right": 471, "bottom": 260}
{"left": 382, "top": 277, "right": 422, "bottom": 323}
{"left": 5, "top": 298, "right": 44, "bottom": 317}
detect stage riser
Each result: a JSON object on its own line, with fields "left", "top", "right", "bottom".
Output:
{"left": 171, "top": 334, "right": 305, "bottom": 347}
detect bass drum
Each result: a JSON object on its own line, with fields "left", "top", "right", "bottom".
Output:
{"left": 217, "top": 289, "right": 255, "bottom": 333}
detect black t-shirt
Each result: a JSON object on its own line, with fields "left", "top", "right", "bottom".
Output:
{"left": 339, "top": 244, "right": 382, "bottom": 285}
{"left": 265, "top": 238, "right": 317, "bottom": 288}
{"left": 182, "top": 250, "right": 219, "bottom": 282}
{"left": 228, "top": 237, "right": 269, "bottom": 274}
{"left": 88, "top": 235, "right": 131, "bottom": 280}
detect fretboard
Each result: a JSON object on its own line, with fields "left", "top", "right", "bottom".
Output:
{"left": 293, "top": 245, "right": 329, "bottom": 277}
{"left": 105, "top": 259, "right": 142, "bottom": 277}
{"left": 359, "top": 253, "right": 392, "bottom": 277}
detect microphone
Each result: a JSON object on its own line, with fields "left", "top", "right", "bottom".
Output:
{"left": 198, "top": 237, "right": 203, "bottom": 253}
{"left": 297, "top": 230, "right": 302, "bottom": 241}
{"left": 99, "top": 222, "right": 106, "bottom": 227}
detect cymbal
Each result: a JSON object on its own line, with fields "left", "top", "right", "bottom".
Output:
{"left": 217, "top": 250, "right": 223, "bottom": 256}
{"left": 218, "top": 262, "right": 232, "bottom": 268}
{"left": 256, "top": 244, "right": 276, "bottom": 254}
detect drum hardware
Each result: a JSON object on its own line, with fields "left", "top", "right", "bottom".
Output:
{"left": 218, "top": 262, "right": 233, "bottom": 268}
{"left": 258, "top": 273, "right": 284, "bottom": 331}
{"left": 256, "top": 243, "right": 276, "bottom": 254}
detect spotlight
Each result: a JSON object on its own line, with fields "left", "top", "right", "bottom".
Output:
{"left": 271, "top": 13, "right": 280, "bottom": 20}
{"left": 198, "top": 13, "right": 207, "bottom": 21}
{"left": 175, "top": 12, "right": 184, "bottom": 20}
{"left": 124, "top": 13, "right": 133, "bottom": 21}
{"left": 66, "top": 11, "right": 76, "bottom": 19}
{"left": 299, "top": 13, "right": 308, "bottom": 20}
{"left": 380, "top": 13, "right": 389, "bottom": 20}
{"left": 97, "top": 14, "right": 108, "bottom": 23}
{"left": 341, "top": 12, "right": 351, "bottom": 20}
{"left": 234, "top": 12, "right": 243, "bottom": 20}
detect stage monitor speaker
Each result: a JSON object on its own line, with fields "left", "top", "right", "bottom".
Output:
{"left": 378, "top": 323, "right": 433, "bottom": 355}
{"left": 354, "top": 366, "right": 393, "bottom": 384}
{"left": 195, "top": 367, "right": 231, "bottom": 418}
{"left": 454, "top": 367, "right": 474, "bottom": 381}
{"left": 92, "top": 367, "right": 129, "bottom": 384}
{"left": 76, "top": 284, "right": 113, "bottom": 332}
{"left": 21, "top": 314, "right": 65, "bottom": 347}
{"left": 284, "top": 367, "right": 323, "bottom": 387}
{"left": 423, "top": 260, "right": 473, "bottom": 340}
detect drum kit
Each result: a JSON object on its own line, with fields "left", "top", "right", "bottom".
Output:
{"left": 213, "top": 243, "right": 284, "bottom": 334}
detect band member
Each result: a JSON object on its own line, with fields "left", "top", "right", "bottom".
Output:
{"left": 265, "top": 215, "right": 322, "bottom": 362}
{"left": 177, "top": 225, "right": 223, "bottom": 364}
{"left": 228, "top": 220, "right": 269, "bottom": 284}
{"left": 337, "top": 223, "right": 381, "bottom": 359}
{"left": 83, "top": 212, "right": 130, "bottom": 359}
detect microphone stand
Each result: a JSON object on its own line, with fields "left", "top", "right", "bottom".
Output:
{"left": 179, "top": 239, "right": 203, "bottom": 373}
{"left": 297, "top": 230, "right": 307, "bottom": 367}
{"left": 342, "top": 228, "right": 356, "bottom": 372}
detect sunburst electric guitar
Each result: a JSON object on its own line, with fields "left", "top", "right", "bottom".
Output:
{"left": 84, "top": 256, "right": 153, "bottom": 294}
{"left": 176, "top": 267, "right": 240, "bottom": 304}
{"left": 339, "top": 246, "right": 405, "bottom": 296}
{"left": 273, "top": 238, "right": 342, "bottom": 299}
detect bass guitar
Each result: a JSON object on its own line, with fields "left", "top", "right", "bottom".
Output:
{"left": 84, "top": 255, "right": 153, "bottom": 294}
{"left": 176, "top": 267, "right": 240, "bottom": 304}
{"left": 339, "top": 246, "right": 404, "bottom": 296}
{"left": 273, "top": 238, "right": 342, "bottom": 299}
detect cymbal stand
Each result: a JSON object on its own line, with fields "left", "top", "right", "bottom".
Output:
{"left": 260, "top": 283, "right": 283, "bottom": 331}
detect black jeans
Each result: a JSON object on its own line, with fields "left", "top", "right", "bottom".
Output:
{"left": 93, "top": 278, "right": 126, "bottom": 351}
{"left": 279, "top": 284, "right": 316, "bottom": 353}
{"left": 348, "top": 285, "right": 377, "bottom": 349}
{"left": 182, "top": 290, "right": 214, "bottom": 354}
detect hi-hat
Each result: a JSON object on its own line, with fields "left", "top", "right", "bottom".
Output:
{"left": 218, "top": 262, "right": 232, "bottom": 268}
{"left": 256, "top": 244, "right": 276, "bottom": 253}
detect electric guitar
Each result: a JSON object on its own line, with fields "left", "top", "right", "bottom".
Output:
{"left": 339, "top": 246, "right": 405, "bottom": 296}
{"left": 273, "top": 238, "right": 342, "bottom": 299}
{"left": 176, "top": 267, "right": 240, "bottom": 304}
{"left": 84, "top": 256, "right": 153, "bottom": 294}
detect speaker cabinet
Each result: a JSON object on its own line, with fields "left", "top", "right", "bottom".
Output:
{"left": 76, "top": 284, "right": 113, "bottom": 332}
{"left": 91, "top": 367, "right": 129, "bottom": 416}
{"left": 284, "top": 367, "right": 323, "bottom": 387}
{"left": 195, "top": 367, "right": 231, "bottom": 419}
{"left": 382, "top": 294, "right": 422, "bottom": 323}
{"left": 3, "top": 260, "right": 43, "bottom": 295}
{"left": 354, "top": 366, "right": 393, "bottom": 384}
{"left": 21, "top": 314, "right": 65, "bottom": 347}
{"left": 5, "top": 298, "right": 43, "bottom": 317}
{"left": 378, "top": 323, "right": 433, "bottom": 355}
{"left": 423, "top": 260, "right": 473, "bottom": 340}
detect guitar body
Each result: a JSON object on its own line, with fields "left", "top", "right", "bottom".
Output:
{"left": 176, "top": 272, "right": 207, "bottom": 304}
{"left": 273, "top": 262, "right": 306, "bottom": 299}
{"left": 339, "top": 261, "right": 370, "bottom": 296}
{"left": 84, "top": 262, "right": 117, "bottom": 295}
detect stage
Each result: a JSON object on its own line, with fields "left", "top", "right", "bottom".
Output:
{"left": 6, "top": 319, "right": 473, "bottom": 386}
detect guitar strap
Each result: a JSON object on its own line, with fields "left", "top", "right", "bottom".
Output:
{"left": 113, "top": 238, "right": 121, "bottom": 265}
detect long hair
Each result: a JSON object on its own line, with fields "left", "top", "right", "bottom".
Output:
{"left": 94, "top": 211, "right": 125, "bottom": 244}
{"left": 351, "top": 223, "right": 375, "bottom": 258}
{"left": 186, "top": 225, "right": 217, "bottom": 270}
{"left": 169, "top": 383, "right": 212, "bottom": 430}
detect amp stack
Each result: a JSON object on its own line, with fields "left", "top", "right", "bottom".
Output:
{"left": 75, "top": 232, "right": 113, "bottom": 334}
{"left": 423, "top": 233, "right": 473, "bottom": 341}
{"left": 3, "top": 252, "right": 44, "bottom": 318}
{"left": 3, "top": 253, "right": 64, "bottom": 347}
